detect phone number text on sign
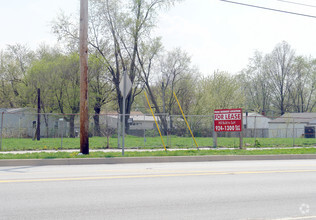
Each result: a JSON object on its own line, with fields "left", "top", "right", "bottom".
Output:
{"left": 214, "top": 108, "right": 242, "bottom": 132}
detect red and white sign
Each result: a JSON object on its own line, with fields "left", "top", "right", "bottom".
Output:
{"left": 214, "top": 108, "right": 242, "bottom": 132}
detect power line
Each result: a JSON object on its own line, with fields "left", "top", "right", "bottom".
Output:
{"left": 276, "top": 0, "right": 316, "bottom": 8}
{"left": 220, "top": 0, "right": 316, "bottom": 19}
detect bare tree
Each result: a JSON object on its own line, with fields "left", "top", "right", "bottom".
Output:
{"left": 266, "top": 41, "right": 295, "bottom": 115}
{"left": 138, "top": 47, "right": 198, "bottom": 134}
{"left": 288, "top": 56, "right": 316, "bottom": 112}
{"left": 0, "top": 44, "right": 34, "bottom": 107}
{"left": 53, "top": 0, "right": 180, "bottom": 132}
{"left": 89, "top": 53, "right": 115, "bottom": 136}
{"left": 240, "top": 51, "right": 272, "bottom": 114}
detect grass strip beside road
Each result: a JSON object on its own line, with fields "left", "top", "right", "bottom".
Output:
{"left": 0, "top": 148, "right": 315, "bottom": 160}
{"left": 2, "top": 136, "right": 316, "bottom": 151}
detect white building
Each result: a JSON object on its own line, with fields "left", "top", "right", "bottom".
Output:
{"left": 101, "top": 111, "right": 156, "bottom": 130}
{"left": 243, "top": 112, "right": 270, "bottom": 129}
{"left": 243, "top": 112, "right": 271, "bottom": 138}
{"left": 0, "top": 108, "right": 68, "bottom": 138}
{"left": 268, "top": 113, "right": 316, "bottom": 138}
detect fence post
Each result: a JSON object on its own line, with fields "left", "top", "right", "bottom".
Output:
{"left": 166, "top": 114, "right": 169, "bottom": 148}
{"left": 0, "top": 112, "right": 3, "bottom": 151}
{"left": 292, "top": 117, "right": 295, "bottom": 147}
{"left": 117, "top": 114, "right": 121, "bottom": 149}
{"left": 239, "top": 130, "right": 243, "bottom": 149}
{"left": 144, "top": 114, "right": 146, "bottom": 148}
{"left": 254, "top": 116, "right": 257, "bottom": 147}
{"left": 59, "top": 118, "right": 64, "bottom": 149}
{"left": 19, "top": 116, "right": 21, "bottom": 138}
{"left": 36, "top": 88, "right": 41, "bottom": 141}
{"left": 168, "top": 115, "right": 171, "bottom": 148}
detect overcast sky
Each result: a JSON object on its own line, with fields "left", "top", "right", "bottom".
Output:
{"left": 1, "top": 0, "right": 316, "bottom": 75}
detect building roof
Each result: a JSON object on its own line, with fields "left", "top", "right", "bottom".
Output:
{"left": 106, "top": 111, "right": 156, "bottom": 122}
{"left": 0, "top": 108, "right": 33, "bottom": 114}
{"left": 243, "top": 112, "right": 271, "bottom": 119}
{"left": 269, "top": 113, "right": 316, "bottom": 124}
{"left": 244, "top": 112, "right": 262, "bottom": 117}
{"left": 101, "top": 111, "right": 144, "bottom": 116}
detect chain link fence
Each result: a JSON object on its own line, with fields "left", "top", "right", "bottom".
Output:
{"left": 1, "top": 110, "right": 316, "bottom": 151}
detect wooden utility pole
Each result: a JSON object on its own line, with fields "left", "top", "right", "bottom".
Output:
{"left": 79, "top": 0, "right": 89, "bottom": 154}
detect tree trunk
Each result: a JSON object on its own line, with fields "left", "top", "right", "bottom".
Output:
{"left": 69, "top": 115, "right": 76, "bottom": 138}
{"left": 93, "top": 114, "right": 101, "bottom": 137}
{"left": 158, "top": 115, "right": 168, "bottom": 135}
{"left": 44, "top": 115, "right": 49, "bottom": 138}
{"left": 93, "top": 105, "right": 101, "bottom": 137}
{"left": 106, "top": 135, "right": 110, "bottom": 148}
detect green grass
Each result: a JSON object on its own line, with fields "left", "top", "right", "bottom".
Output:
{"left": 1, "top": 135, "right": 316, "bottom": 151}
{"left": 0, "top": 148, "right": 315, "bottom": 160}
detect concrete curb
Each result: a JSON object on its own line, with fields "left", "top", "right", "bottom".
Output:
{"left": 0, "top": 154, "right": 316, "bottom": 166}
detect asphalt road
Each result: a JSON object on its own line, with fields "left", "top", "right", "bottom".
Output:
{"left": 0, "top": 160, "right": 316, "bottom": 220}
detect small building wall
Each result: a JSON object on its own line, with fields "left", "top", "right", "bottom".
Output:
{"left": 130, "top": 121, "right": 155, "bottom": 130}
{"left": 243, "top": 114, "right": 270, "bottom": 129}
{"left": 243, "top": 128, "right": 269, "bottom": 138}
{"left": 3, "top": 115, "right": 68, "bottom": 138}
{"left": 269, "top": 123, "right": 305, "bottom": 138}
{"left": 0, "top": 109, "right": 69, "bottom": 138}
{"left": 102, "top": 115, "right": 156, "bottom": 130}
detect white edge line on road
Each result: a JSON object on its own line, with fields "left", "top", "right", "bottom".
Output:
{"left": 271, "top": 216, "right": 316, "bottom": 220}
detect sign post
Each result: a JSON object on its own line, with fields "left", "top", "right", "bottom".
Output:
{"left": 213, "top": 115, "right": 217, "bottom": 148}
{"left": 119, "top": 71, "right": 132, "bottom": 156}
{"left": 214, "top": 108, "right": 243, "bottom": 149}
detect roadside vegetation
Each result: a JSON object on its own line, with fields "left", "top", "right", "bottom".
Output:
{"left": 0, "top": 148, "right": 316, "bottom": 160}
{"left": 1, "top": 136, "right": 316, "bottom": 151}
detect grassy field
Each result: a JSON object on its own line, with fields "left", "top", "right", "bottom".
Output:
{"left": 0, "top": 148, "right": 316, "bottom": 160}
{"left": 0, "top": 135, "right": 316, "bottom": 151}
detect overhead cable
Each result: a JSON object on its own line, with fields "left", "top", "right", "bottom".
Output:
{"left": 276, "top": 0, "right": 316, "bottom": 8}
{"left": 219, "top": 0, "right": 316, "bottom": 19}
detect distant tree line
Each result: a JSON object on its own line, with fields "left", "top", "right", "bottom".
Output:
{"left": 240, "top": 41, "right": 316, "bottom": 116}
